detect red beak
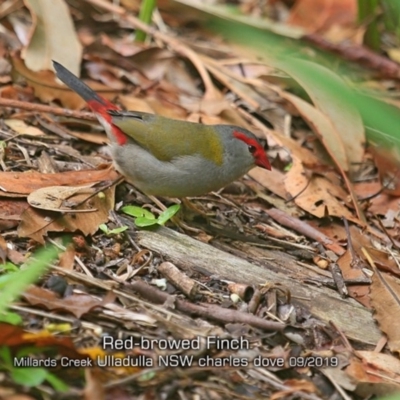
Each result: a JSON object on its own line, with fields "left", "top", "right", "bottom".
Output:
{"left": 256, "top": 154, "right": 272, "bottom": 170}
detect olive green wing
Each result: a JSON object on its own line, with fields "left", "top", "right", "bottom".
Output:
{"left": 110, "top": 111, "right": 223, "bottom": 164}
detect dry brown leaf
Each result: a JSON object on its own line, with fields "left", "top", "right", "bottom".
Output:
{"left": 316, "top": 221, "right": 400, "bottom": 278}
{"left": 0, "top": 322, "right": 83, "bottom": 359}
{"left": 0, "top": 167, "right": 119, "bottom": 196}
{"left": 284, "top": 156, "right": 358, "bottom": 222}
{"left": 370, "top": 268, "right": 400, "bottom": 354}
{"left": 288, "top": 0, "right": 357, "bottom": 33}
{"left": 86, "top": 61, "right": 125, "bottom": 90}
{"left": 280, "top": 90, "right": 349, "bottom": 170}
{"left": 0, "top": 198, "right": 29, "bottom": 231}
{"left": 366, "top": 247, "right": 400, "bottom": 278}
{"left": 354, "top": 181, "right": 400, "bottom": 216}
{"left": 337, "top": 249, "right": 370, "bottom": 308}
{"left": 387, "top": 48, "right": 400, "bottom": 64}
{"left": 220, "top": 107, "right": 254, "bottom": 128}
{"left": 0, "top": 394, "right": 35, "bottom": 400}
{"left": 345, "top": 351, "right": 400, "bottom": 397}
{"left": 118, "top": 95, "right": 156, "bottom": 114}
{"left": 128, "top": 47, "right": 182, "bottom": 82}
{"left": 103, "top": 303, "right": 157, "bottom": 325}
{"left": 248, "top": 167, "right": 287, "bottom": 199}
{"left": 100, "top": 33, "right": 142, "bottom": 57}
{"left": 180, "top": 95, "right": 230, "bottom": 116}
{"left": 66, "top": 130, "right": 108, "bottom": 145}
{"left": 28, "top": 185, "right": 97, "bottom": 212}
{"left": 186, "top": 113, "right": 221, "bottom": 125}
{"left": 201, "top": 58, "right": 261, "bottom": 110}
{"left": 307, "top": 219, "right": 347, "bottom": 243}
{"left": 146, "top": 95, "right": 188, "bottom": 120}
{"left": 222, "top": 60, "right": 276, "bottom": 81}
{"left": 0, "top": 235, "right": 7, "bottom": 263}
{"left": 267, "top": 128, "right": 321, "bottom": 167}
{"left": 58, "top": 243, "right": 76, "bottom": 270}
{"left": 22, "top": 285, "right": 106, "bottom": 318}
{"left": 83, "top": 369, "right": 106, "bottom": 400}
{"left": 275, "top": 62, "right": 365, "bottom": 175}
{"left": 11, "top": 53, "right": 119, "bottom": 109}
{"left": 370, "top": 146, "right": 400, "bottom": 196}
{"left": 167, "top": 59, "right": 203, "bottom": 97}
{"left": 0, "top": 84, "right": 35, "bottom": 102}
{"left": 4, "top": 119, "right": 45, "bottom": 137}
{"left": 18, "top": 186, "right": 115, "bottom": 243}
{"left": 270, "top": 379, "right": 318, "bottom": 400}
{"left": 22, "top": 0, "right": 82, "bottom": 74}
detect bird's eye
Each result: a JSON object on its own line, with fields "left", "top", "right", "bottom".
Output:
{"left": 248, "top": 145, "right": 256, "bottom": 154}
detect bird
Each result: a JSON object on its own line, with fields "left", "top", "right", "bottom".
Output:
{"left": 53, "top": 61, "right": 271, "bottom": 198}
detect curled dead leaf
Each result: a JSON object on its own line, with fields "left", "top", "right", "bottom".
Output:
{"left": 28, "top": 185, "right": 97, "bottom": 212}
{"left": 10, "top": 52, "right": 119, "bottom": 109}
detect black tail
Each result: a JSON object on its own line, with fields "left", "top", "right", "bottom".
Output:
{"left": 52, "top": 61, "right": 108, "bottom": 106}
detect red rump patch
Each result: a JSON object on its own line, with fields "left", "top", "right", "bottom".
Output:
{"left": 87, "top": 97, "right": 119, "bottom": 113}
{"left": 87, "top": 99, "right": 128, "bottom": 146}
{"left": 111, "top": 125, "right": 128, "bottom": 145}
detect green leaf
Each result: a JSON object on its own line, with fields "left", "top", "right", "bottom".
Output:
{"left": 0, "top": 346, "right": 12, "bottom": 366}
{"left": 0, "top": 273, "right": 18, "bottom": 289}
{"left": 16, "top": 346, "right": 46, "bottom": 358}
{"left": 108, "top": 226, "right": 128, "bottom": 235}
{"left": 100, "top": 224, "right": 128, "bottom": 235}
{"left": 136, "top": 0, "right": 157, "bottom": 42}
{"left": 135, "top": 217, "right": 158, "bottom": 227}
{"left": 138, "top": 370, "right": 157, "bottom": 381}
{"left": 0, "top": 262, "right": 19, "bottom": 272}
{"left": 45, "top": 372, "right": 69, "bottom": 392}
{"left": 122, "top": 205, "right": 155, "bottom": 219}
{"left": 99, "top": 223, "right": 109, "bottom": 234}
{"left": 0, "top": 311, "right": 23, "bottom": 325}
{"left": 0, "top": 245, "right": 60, "bottom": 314}
{"left": 157, "top": 204, "right": 180, "bottom": 225}
{"left": 283, "top": 163, "right": 292, "bottom": 172}
{"left": 210, "top": 20, "right": 400, "bottom": 158}
{"left": 11, "top": 367, "right": 48, "bottom": 386}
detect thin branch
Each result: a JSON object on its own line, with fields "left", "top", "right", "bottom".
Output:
{"left": 0, "top": 97, "right": 96, "bottom": 120}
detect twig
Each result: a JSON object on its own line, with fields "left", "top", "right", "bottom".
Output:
{"left": 376, "top": 217, "right": 399, "bottom": 250}
{"left": 125, "top": 279, "right": 285, "bottom": 332}
{"left": 110, "top": 209, "right": 142, "bottom": 252}
{"left": 305, "top": 33, "right": 400, "bottom": 79}
{"left": 84, "top": 0, "right": 217, "bottom": 99}
{"left": 266, "top": 208, "right": 345, "bottom": 255}
{"left": 343, "top": 217, "right": 365, "bottom": 269}
{"left": 0, "top": 97, "right": 96, "bottom": 120}
{"left": 328, "top": 262, "right": 348, "bottom": 298}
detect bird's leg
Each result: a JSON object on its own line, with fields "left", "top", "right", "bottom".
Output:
{"left": 147, "top": 195, "right": 173, "bottom": 214}
{"left": 181, "top": 198, "right": 208, "bottom": 216}
{"left": 181, "top": 197, "right": 220, "bottom": 220}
